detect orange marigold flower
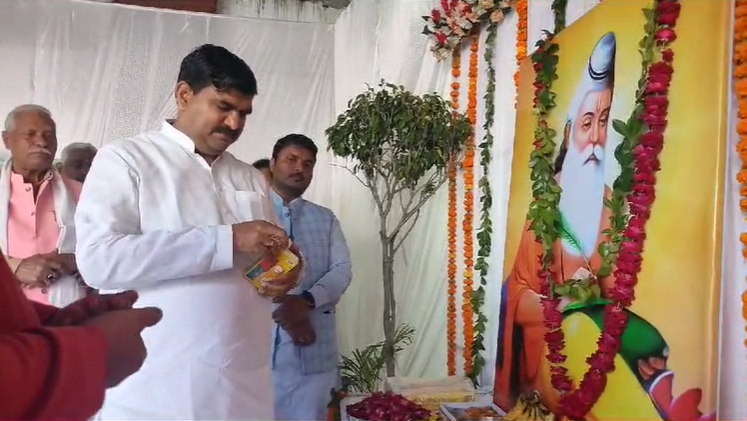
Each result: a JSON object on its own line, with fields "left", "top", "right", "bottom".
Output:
{"left": 736, "top": 43, "right": 747, "bottom": 61}
{"left": 738, "top": 121, "right": 747, "bottom": 136}
{"left": 735, "top": 79, "right": 747, "bottom": 98}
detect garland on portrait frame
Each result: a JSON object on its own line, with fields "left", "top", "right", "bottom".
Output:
{"left": 528, "top": 0, "right": 680, "bottom": 417}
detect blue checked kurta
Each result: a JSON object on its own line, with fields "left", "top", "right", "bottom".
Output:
{"left": 271, "top": 191, "right": 352, "bottom": 421}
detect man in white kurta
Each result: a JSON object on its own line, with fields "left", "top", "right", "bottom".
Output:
{"left": 74, "top": 44, "right": 298, "bottom": 420}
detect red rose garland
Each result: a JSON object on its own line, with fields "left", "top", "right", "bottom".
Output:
{"left": 539, "top": 0, "right": 681, "bottom": 418}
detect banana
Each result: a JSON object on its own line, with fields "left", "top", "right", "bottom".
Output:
{"left": 535, "top": 402, "right": 554, "bottom": 421}
{"left": 501, "top": 396, "right": 527, "bottom": 421}
{"left": 524, "top": 404, "right": 536, "bottom": 420}
{"left": 500, "top": 391, "right": 554, "bottom": 421}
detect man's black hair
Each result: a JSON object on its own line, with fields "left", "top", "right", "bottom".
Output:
{"left": 272, "top": 134, "right": 318, "bottom": 159}
{"left": 177, "top": 44, "right": 258, "bottom": 96}
{"left": 252, "top": 158, "right": 270, "bottom": 169}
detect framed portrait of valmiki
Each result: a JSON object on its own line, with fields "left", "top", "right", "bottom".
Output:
{"left": 495, "top": 0, "right": 730, "bottom": 419}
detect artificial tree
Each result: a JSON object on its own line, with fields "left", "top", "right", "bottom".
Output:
{"left": 326, "top": 81, "right": 471, "bottom": 376}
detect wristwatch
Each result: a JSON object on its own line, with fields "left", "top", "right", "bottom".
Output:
{"left": 300, "top": 290, "right": 316, "bottom": 309}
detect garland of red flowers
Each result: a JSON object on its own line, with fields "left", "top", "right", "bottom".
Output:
{"left": 462, "top": 32, "right": 479, "bottom": 376}
{"left": 734, "top": 0, "right": 747, "bottom": 382}
{"left": 447, "top": 48, "right": 461, "bottom": 377}
{"left": 529, "top": 0, "right": 681, "bottom": 417}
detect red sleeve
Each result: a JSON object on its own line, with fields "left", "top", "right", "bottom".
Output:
{"left": 31, "top": 302, "right": 59, "bottom": 325}
{"left": 0, "top": 326, "right": 108, "bottom": 420}
{"left": 0, "top": 252, "right": 109, "bottom": 420}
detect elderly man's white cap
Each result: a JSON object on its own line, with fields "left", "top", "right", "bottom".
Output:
{"left": 566, "top": 32, "right": 617, "bottom": 122}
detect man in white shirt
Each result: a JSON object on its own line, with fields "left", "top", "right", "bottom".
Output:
{"left": 74, "top": 44, "right": 301, "bottom": 420}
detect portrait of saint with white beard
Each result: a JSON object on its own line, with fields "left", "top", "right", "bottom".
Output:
{"left": 554, "top": 32, "right": 615, "bottom": 262}
{"left": 495, "top": 32, "right": 630, "bottom": 410}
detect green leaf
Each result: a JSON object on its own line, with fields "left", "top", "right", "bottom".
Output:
{"left": 557, "top": 213, "right": 583, "bottom": 255}
{"left": 576, "top": 287, "right": 590, "bottom": 304}
{"left": 612, "top": 119, "right": 628, "bottom": 137}
{"left": 596, "top": 264, "right": 611, "bottom": 278}
{"left": 554, "top": 284, "right": 570, "bottom": 296}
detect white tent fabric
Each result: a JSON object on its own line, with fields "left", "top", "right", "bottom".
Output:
{"left": 0, "top": 0, "right": 742, "bottom": 416}
{"left": 0, "top": 0, "right": 335, "bottom": 207}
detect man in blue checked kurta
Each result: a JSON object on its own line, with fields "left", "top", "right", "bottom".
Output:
{"left": 268, "top": 134, "right": 352, "bottom": 421}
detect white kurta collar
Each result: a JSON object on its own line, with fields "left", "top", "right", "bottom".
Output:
{"left": 160, "top": 121, "right": 197, "bottom": 153}
{"left": 160, "top": 121, "right": 229, "bottom": 167}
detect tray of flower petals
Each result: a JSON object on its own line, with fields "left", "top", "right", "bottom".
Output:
{"left": 346, "top": 391, "right": 433, "bottom": 421}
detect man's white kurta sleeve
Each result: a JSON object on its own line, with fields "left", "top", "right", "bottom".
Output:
{"left": 74, "top": 147, "right": 234, "bottom": 290}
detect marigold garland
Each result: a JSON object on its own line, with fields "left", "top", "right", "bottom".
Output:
{"left": 514, "top": 0, "right": 528, "bottom": 104}
{"left": 462, "top": 32, "right": 479, "bottom": 376}
{"left": 424, "top": 0, "right": 515, "bottom": 385}
{"left": 734, "top": 0, "right": 747, "bottom": 384}
{"left": 447, "top": 48, "right": 461, "bottom": 377}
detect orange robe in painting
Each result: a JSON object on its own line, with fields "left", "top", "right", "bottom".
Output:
{"left": 494, "top": 187, "right": 613, "bottom": 413}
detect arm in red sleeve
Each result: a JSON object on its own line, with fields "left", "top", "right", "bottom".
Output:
{"left": 0, "top": 251, "right": 109, "bottom": 420}
{"left": 0, "top": 326, "right": 108, "bottom": 421}
{"left": 31, "top": 302, "right": 59, "bottom": 325}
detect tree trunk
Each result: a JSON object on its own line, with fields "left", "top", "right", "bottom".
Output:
{"left": 381, "top": 235, "right": 397, "bottom": 377}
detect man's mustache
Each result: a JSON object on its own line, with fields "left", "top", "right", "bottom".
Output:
{"left": 213, "top": 128, "right": 239, "bottom": 138}
{"left": 582, "top": 145, "right": 603, "bottom": 165}
{"left": 29, "top": 148, "right": 52, "bottom": 155}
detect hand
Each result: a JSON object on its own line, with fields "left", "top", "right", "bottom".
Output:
{"left": 56, "top": 253, "right": 78, "bottom": 275}
{"left": 15, "top": 252, "right": 67, "bottom": 289}
{"left": 258, "top": 244, "right": 304, "bottom": 298}
{"left": 47, "top": 291, "right": 140, "bottom": 327}
{"left": 232, "top": 220, "right": 289, "bottom": 261}
{"left": 84, "top": 307, "right": 163, "bottom": 388}
{"left": 272, "top": 294, "right": 312, "bottom": 330}
{"left": 285, "top": 319, "right": 316, "bottom": 347}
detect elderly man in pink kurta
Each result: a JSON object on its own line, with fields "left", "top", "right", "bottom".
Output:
{"left": 1, "top": 104, "right": 87, "bottom": 306}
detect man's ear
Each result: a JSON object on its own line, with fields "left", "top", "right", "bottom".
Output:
{"left": 1, "top": 131, "right": 9, "bottom": 150}
{"left": 270, "top": 158, "right": 276, "bottom": 172}
{"left": 174, "top": 82, "right": 193, "bottom": 112}
{"left": 563, "top": 121, "right": 571, "bottom": 147}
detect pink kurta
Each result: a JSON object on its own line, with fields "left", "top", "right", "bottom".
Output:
{"left": 6, "top": 172, "right": 83, "bottom": 304}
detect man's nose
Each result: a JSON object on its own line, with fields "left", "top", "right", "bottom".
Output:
{"left": 589, "top": 124, "right": 600, "bottom": 145}
{"left": 224, "top": 113, "right": 243, "bottom": 131}
{"left": 31, "top": 134, "right": 50, "bottom": 148}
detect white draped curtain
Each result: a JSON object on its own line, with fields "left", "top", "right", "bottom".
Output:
{"left": 0, "top": 0, "right": 742, "bottom": 416}
{"left": 0, "top": 0, "right": 335, "bottom": 185}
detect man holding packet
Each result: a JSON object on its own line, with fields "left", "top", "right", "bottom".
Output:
{"left": 74, "top": 44, "right": 302, "bottom": 420}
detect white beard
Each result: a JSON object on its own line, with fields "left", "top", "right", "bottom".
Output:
{"left": 558, "top": 141, "right": 606, "bottom": 259}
